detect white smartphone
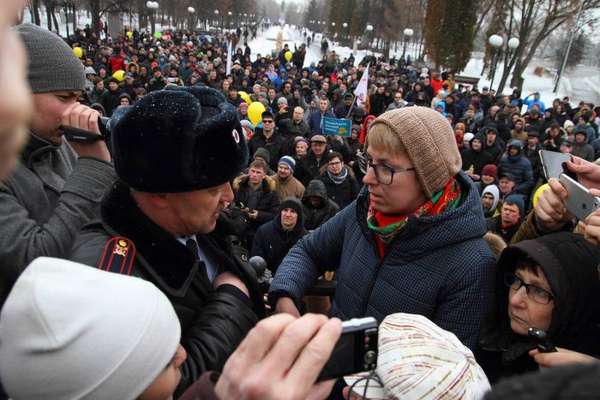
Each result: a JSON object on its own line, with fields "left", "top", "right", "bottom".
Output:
{"left": 539, "top": 150, "right": 571, "bottom": 180}
{"left": 559, "top": 173, "right": 600, "bottom": 220}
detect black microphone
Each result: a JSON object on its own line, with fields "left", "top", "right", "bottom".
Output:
{"left": 61, "top": 116, "right": 112, "bottom": 143}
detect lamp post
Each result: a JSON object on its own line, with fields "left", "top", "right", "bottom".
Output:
{"left": 488, "top": 34, "right": 504, "bottom": 91}
{"left": 146, "top": 1, "right": 159, "bottom": 35}
{"left": 366, "top": 24, "right": 374, "bottom": 51}
{"left": 214, "top": 9, "right": 220, "bottom": 33}
{"left": 187, "top": 7, "right": 195, "bottom": 31}
{"left": 342, "top": 22, "right": 348, "bottom": 43}
{"left": 227, "top": 11, "right": 232, "bottom": 28}
{"left": 402, "top": 28, "right": 414, "bottom": 62}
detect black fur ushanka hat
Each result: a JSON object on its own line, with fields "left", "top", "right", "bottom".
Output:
{"left": 111, "top": 86, "right": 249, "bottom": 193}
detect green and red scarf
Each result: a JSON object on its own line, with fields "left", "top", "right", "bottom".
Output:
{"left": 367, "top": 178, "right": 463, "bottom": 257}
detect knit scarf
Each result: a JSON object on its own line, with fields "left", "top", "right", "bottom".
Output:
{"left": 367, "top": 178, "right": 463, "bottom": 257}
{"left": 327, "top": 168, "right": 348, "bottom": 185}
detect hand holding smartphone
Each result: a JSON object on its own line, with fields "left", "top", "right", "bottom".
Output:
{"left": 559, "top": 173, "right": 600, "bottom": 221}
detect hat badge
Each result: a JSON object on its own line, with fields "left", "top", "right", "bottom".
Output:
{"left": 232, "top": 128, "right": 240, "bottom": 144}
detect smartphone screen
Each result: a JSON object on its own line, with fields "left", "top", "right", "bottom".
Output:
{"left": 539, "top": 150, "right": 571, "bottom": 180}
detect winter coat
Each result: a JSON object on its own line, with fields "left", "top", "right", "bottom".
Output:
{"left": 486, "top": 216, "right": 521, "bottom": 244}
{"left": 307, "top": 109, "right": 335, "bottom": 136}
{"left": 317, "top": 168, "right": 360, "bottom": 210}
{"left": 498, "top": 152, "right": 535, "bottom": 196}
{"left": 461, "top": 148, "right": 493, "bottom": 176}
{"left": 100, "top": 88, "right": 122, "bottom": 116}
{"left": 233, "top": 175, "right": 280, "bottom": 235}
{"left": 278, "top": 118, "right": 311, "bottom": 138}
{"left": 301, "top": 179, "right": 340, "bottom": 230}
{"left": 251, "top": 203, "right": 307, "bottom": 274}
{"left": 272, "top": 174, "right": 305, "bottom": 201}
{"left": 69, "top": 181, "right": 259, "bottom": 397}
{"left": 369, "top": 93, "right": 389, "bottom": 117}
{"left": 270, "top": 172, "right": 496, "bottom": 350}
{"left": 0, "top": 135, "right": 115, "bottom": 303}
{"left": 572, "top": 142, "right": 595, "bottom": 162}
{"left": 295, "top": 151, "right": 330, "bottom": 186}
{"left": 477, "top": 233, "right": 600, "bottom": 384}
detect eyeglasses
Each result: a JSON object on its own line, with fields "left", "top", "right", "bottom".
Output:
{"left": 504, "top": 273, "right": 554, "bottom": 305}
{"left": 357, "top": 153, "right": 415, "bottom": 185}
{"left": 262, "top": 120, "right": 274, "bottom": 124}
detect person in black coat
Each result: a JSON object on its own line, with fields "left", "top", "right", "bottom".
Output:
{"left": 302, "top": 179, "right": 340, "bottom": 231}
{"left": 461, "top": 136, "right": 493, "bottom": 182}
{"left": 233, "top": 159, "right": 281, "bottom": 248}
{"left": 317, "top": 152, "right": 360, "bottom": 209}
{"left": 251, "top": 198, "right": 307, "bottom": 274}
{"left": 477, "top": 232, "right": 600, "bottom": 384}
{"left": 69, "top": 87, "right": 261, "bottom": 397}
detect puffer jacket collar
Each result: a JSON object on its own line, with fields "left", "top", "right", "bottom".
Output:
{"left": 355, "top": 171, "right": 487, "bottom": 259}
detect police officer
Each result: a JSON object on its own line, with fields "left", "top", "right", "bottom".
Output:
{"left": 70, "top": 86, "right": 262, "bottom": 397}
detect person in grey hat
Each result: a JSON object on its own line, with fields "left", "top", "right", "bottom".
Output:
{"left": 0, "top": 23, "right": 115, "bottom": 304}
{"left": 69, "top": 86, "right": 262, "bottom": 397}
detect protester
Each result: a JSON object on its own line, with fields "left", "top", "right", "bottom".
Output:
{"left": 477, "top": 232, "right": 600, "bottom": 383}
{"left": 486, "top": 195, "right": 524, "bottom": 243}
{"left": 233, "top": 158, "right": 280, "bottom": 247}
{"left": 272, "top": 155, "right": 305, "bottom": 201}
{"left": 481, "top": 185, "right": 500, "bottom": 218}
{"left": 248, "top": 110, "right": 288, "bottom": 171}
{"left": 69, "top": 87, "right": 260, "bottom": 396}
{"left": 0, "top": 24, "right": 115, "bottom": 304}
{"left": 317, "top": 151, "right": 360, "bottom": 209}
{"left": 498, "top": 140, "right": 534, "bottom": 197}
{"left": 296, "top": 134, "right": 330, "bottom": 185}
{"left": 301, "top": 179, "right": 340, "bottom": 231}
{"left": 270, "top": 107, "right": 496, "bottom": 352}
{"left": 251, "top": 198, "right": 307, "bottom": 274}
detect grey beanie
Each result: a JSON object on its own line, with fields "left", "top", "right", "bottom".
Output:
{"left": 15, "top": 24, "right": 85, "bottom": 94}
{"left": 0, "top": 257, "right": 181, "bottom": 400}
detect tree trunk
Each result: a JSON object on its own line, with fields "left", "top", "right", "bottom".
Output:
{"left": 31, "top": 0, "right": 42, "bottom": 25}
{"left": 46, "top": 2, "right": 53, "bottom": 31}
{"left": 51, "top": 7, "right": 60, "bottom": 35}
{"left": 72, "top": 4, "right": 77, "bottom": 34}
{"left": 90, "top": 0, "right": 101, "bottom": 35}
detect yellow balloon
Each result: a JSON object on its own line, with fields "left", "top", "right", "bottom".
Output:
{"left": 247, "top": 102, "right": 266, "bottom": 126}
{"left": 73, "top": 47, "right": 83, "bottom": 59}
{"left": 284, "top": 50, "right": 292, "bottom": 62}
{"left": 239, "top": 91, "right": 251, "bottom": 105}
{"left": 126, "top": 31, "right": 133, "bottom": 40}
{"left": 532, "top": 183, "right": 550, "bottom": 208}
{"left": 112, "top": 70, "right": 126, "bottom": 82}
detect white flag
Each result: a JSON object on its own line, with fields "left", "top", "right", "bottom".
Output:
{"left": 226, "top": 40, "right": 233, "bottom": 76}
{"left": 354, "top": 63, "right": 370, "bottom": 108}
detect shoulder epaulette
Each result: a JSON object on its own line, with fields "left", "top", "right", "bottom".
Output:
{"left": 97, "top": 236, "right": 137, "bottom": 276}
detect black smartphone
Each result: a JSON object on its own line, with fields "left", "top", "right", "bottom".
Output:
{"left": 539, "top": 150, "right": 571, "bottom": 181}
{"left": 317, "top": 317, "right": 378, "bottom": 381}
{"left": 528, "top": 327, "right": 557, "bottom": 353}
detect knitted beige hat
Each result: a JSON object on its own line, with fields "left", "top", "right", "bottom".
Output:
{"left": 367, "top": 107, "right": 462, "bottom": 198}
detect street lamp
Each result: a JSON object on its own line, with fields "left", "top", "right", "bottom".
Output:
{"left": 488, "top": 34, "right": 504, "bottom": 91}
{"left": 214, "top": 9, "right": 220, "bottom": 33}
{"left": 146, "top": 1, "right": 159, "bottom": 35}
{"left": 187, "top": 6, "right": 195, "bottom": 30}
{"left": 402, "top": 28, "right": 414, "bottom": 62}
{"left": 366, "top": 24, "right": 374, "bottom": 49}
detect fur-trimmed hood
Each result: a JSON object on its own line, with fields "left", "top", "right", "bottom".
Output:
{"left": 233, "top": 174, "right": 277, "bottom": 193}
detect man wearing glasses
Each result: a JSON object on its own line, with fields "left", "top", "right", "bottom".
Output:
{"left": 248, "top": 110, "right": 287, "bottom": 171}
{"left": 269, "top": 107, "right": 495, "bottom": 351}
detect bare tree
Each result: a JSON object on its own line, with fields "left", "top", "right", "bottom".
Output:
{"left": 495, "top": 0, "right": 600, "bottom": 94}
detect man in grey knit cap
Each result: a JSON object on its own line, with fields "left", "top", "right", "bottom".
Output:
{"left": 0, "top": 24, "right": 116, "bottom": 303}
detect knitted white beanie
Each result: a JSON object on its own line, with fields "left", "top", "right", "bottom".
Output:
{"left": 0, "top": 257, "right": 180, "bottom": 400}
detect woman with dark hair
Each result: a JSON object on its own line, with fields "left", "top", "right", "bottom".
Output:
{"left": 477, "top": 232, "right": 600, "bottom": 384}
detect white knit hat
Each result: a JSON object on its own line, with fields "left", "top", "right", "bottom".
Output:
{"left": 0, "top": 257, "right": 181, "bottom": 400}
{"left": 346, "top": 313, "right": 490, "bottom": 400}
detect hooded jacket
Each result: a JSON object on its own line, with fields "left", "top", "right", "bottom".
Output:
{"left": 301, "top": 179, "right": 340, "bottom": 230}
{"left": 461, "top": 138, "right": 494, "bottom": 176}
{"left": 498, "top": 142, "right": 534, "bottom": 196}
{"left": 477, "top": 232, "right": 600, "bottom": 384}
{"left": 317, "top": 166, "right": 361, "bottom": 210}
{"left": 251, "top": 198, "right": 308, "bottom": 274}
{"left": 482, "top": 185, "right": 500, "bottom": 218}
{"left": 270, "top": 172, "right": 496, "bottom": 350}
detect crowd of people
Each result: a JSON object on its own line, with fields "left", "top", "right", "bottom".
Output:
{"left": 0, "top": 1, "right": 599, "bottom": 398}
